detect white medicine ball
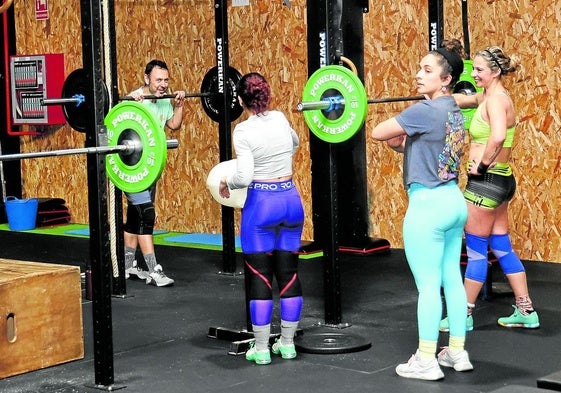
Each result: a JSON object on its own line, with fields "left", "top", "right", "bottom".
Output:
{"left": 206, "top": 159, "right": 248, "bottom": 209}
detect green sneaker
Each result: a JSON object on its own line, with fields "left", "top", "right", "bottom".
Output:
{"left": 271, "top": 338, "right": 297, "bottom": 359}
{"left": 498, "top": 305, "right": 540, "bottom": 328}
{"left": 245, "top": 342, "right": 271, "bottom": 365}
{"left": 439, "top": 315, "right": 474, "bottom": 332}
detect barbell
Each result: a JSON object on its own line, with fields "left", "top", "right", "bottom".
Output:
{"left": 297, "top": 65, "right": 425, "bottom": 143}
{"left": 42, "top": 66, "right": 244, "bottom": 133}
{"left": 119, "top": 92, "right": 213, "bottom": 101}
{"left": 41, "top": 92, "right": 214, "bottom": 106}
{"left": 0, "top": 101, "right": 178, "bottom": 193}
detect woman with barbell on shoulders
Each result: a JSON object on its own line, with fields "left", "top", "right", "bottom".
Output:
{"left": 219, "top": 72, "right": 305, "bottom": 365}
{"left": 371, "top": 39, "right": 473, "bottom": 381}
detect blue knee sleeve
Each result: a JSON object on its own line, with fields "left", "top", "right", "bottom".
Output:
{"left": 489, "top": 234, "right": 525, "bottom": 274}
{"left": 464, "top": 232, "right": 489, "bottom": 283}
{"left": 250, "top": 299, "right": 274, "bottom": 326}
{"left": 280, "top": 296, "right": 303, "bottom": 322}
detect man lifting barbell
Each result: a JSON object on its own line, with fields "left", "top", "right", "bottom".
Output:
{"left": 40, "top": 60, "right": 245, "bottom": 287}
{"left": 123, "top": 59, "right": 185, "bottom": 287}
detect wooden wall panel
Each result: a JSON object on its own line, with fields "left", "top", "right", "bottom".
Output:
{"left": 112, "top": 1, "right": 312, "bottom": 236}
{"left": 364, "top": 0, "right": 561, "bottom": 263}
{"left": 11, "top": 0, "right": 561, "bottom": 263}
{"left": 364, "top": 1, "right": 428, "bottom": 247}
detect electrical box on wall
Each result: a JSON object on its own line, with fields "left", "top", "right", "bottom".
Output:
{"left": 10, "top": 53, "right": 65, "bottom": 126}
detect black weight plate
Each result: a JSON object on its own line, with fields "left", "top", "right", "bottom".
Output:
{"left": 294, "top": 332, "right": 372, "bottom": 354}
{"left": 200, "top": 66, "right": 243, "bottom": 123}
{"left": 62, "top": 68, "right": 110, "bottom": 133}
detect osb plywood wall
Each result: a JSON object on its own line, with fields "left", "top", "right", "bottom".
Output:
{"left": 364, "top": 0, "right": 561, "bottom": 263}
{"left": 11, "top": 0, "right": 561, "bottom": 263}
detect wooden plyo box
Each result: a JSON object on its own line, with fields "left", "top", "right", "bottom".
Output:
{"left": 0, "top": 259, "right": 84, "bottom": 379}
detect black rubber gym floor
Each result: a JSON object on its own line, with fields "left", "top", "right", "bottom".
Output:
{"left": 0, "top": 230, "right": 560, "bottom": 393}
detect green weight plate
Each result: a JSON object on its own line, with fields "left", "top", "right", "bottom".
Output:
{"left": 104, "top": 102, "right": 168, "bottom": 193}
{"left": 302, "top": 65, "right": 368, "bottom": 143}
{"left": 62, "top": 68, "right": 109, "bottom": 133}
{"left": 454, "top": 60, "right": 482, "bottom": 130}
{"left": 200, "top": 66, "right": 243, "bottom": 123}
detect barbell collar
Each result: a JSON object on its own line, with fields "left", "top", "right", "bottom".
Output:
{"left": 0, "top": 139, "right": 179, "bottom": 162}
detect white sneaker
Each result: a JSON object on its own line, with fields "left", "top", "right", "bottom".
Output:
{"left": 146, "top": 264, "right": 174, "bottom": 287}
{"left": 125, "top": 261, "right": 150, "bottom": 280}
{"left": 437, "top": 347, "right": 474, "bottom": 371}
{"left": 395, "top": 350, "right": 444, "bottom": 381}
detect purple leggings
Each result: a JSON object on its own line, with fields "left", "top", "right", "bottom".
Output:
{"left": 240, "top": 180, "right": 304, "bottom": 253}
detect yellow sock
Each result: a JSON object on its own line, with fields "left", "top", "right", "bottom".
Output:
{"left": 449, "top": 335, "right": 465, "bottom": 352}
{"left": 418, "top": 339, "right": 437, "bottom": 360}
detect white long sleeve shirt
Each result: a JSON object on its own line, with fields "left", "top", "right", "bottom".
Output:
{"left": 227, "top": 110, "right": 299, "bottom": 189}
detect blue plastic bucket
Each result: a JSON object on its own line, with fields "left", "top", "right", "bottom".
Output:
{"left": 5, "top": 197, "right": 39, "bottom": 231}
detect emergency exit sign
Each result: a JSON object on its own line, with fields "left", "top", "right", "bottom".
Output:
{"left": 35, "top": 0, "right": 48, "bottom": 21}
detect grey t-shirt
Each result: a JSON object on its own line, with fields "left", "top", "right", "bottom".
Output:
{"left": 396, "top": 96, "right": 465, "bottom": 189}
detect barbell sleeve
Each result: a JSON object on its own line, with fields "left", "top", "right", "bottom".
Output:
{"left": 0, "top": 139, "right": 179, "bottom": 162}
{"left": 297, "top": 101, "right": 335, "bottom": 111}
{"left": 41, "top": 95, "right": 85, "bottom": 107}
{"left": 165, "top": 139, "right": 179, "bottom": 149}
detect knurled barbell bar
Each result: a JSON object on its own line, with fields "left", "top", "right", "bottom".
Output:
{"left": 0, "top": 101, "right": 178, "bottom": 193}
{"left": 119, "top": 92, "right": 214, "bottom": 101}
{"left": 45, "top": 66, "right": 244, "bottom": 133}
{"left": 297, "top": 95, "right": 425, "bottom": 111}
{"left": 297, "top": 65, "right": 425, "bottom": 143}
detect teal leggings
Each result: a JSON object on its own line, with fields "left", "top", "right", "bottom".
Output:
{"left": 404, "top": 182, "right": 468, "bottom": 341}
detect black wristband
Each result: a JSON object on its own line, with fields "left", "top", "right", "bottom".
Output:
{"left": 477, "top": 162, "right": 489, "bottom": 174}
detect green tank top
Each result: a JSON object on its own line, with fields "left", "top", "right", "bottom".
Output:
{"left": 469, "top": 104, "right": 515, "bottom": 148}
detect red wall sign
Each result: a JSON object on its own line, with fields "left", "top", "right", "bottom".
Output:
{"left": 35, "top": 0, "right": 48, "bottom": 21}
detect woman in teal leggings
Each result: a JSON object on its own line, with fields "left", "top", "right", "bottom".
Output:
{"left": 371, "top": 39, "right": 473, "bottom": 381}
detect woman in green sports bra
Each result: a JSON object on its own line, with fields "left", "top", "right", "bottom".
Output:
{"left": 440, "top": 46, "right": 540, "bottom": 332}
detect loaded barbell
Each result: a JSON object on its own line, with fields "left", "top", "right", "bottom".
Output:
{"left": 297, "top": 65, "right": 424, "bottom": 143}
{"left": 41, "top": 92, "right": 214, "bottom": 107}
{"left": 0, "top": 101, "right": 177, "bottom": 193}
{"left": 43, "top": 66, "right": 244, "bottom": 133}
